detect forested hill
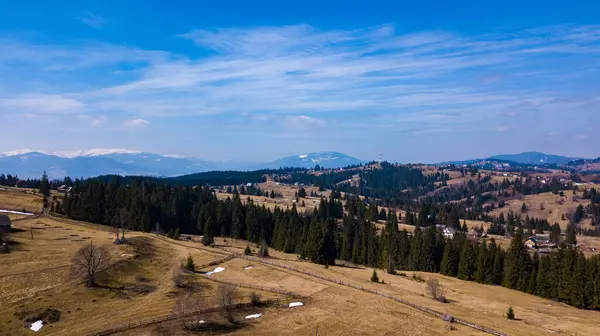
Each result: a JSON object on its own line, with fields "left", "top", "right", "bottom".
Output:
{"left": 53, "top": 175, "right": 600, "bottom": 311}
{"left": 280, "top": 162, "right": 446, "bottom": 201}
{"left": 93, "top": 169, "right": 277, "bottom": 187}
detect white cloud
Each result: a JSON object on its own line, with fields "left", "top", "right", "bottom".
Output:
{"left": 123, "top": 118, "right": 150, "bottom": 128}
{"left": 79, "top": 12, "right": 107, "bottom": 29}
{"left": 496, "top": 126, "right": 509, "bottom": 132}
{"left": 91, "top": 116, "right": 107, "bottom": 127}
{"left": 286, "top": 115, "right": 326, "bottom": 128}
{"left": 1, "top": 24, "right": 600, "bottom": 138}
{"left": 0, "top": 94, "right": 84, "bottom": 114}
{"left": 76, "top": 24, "right": 600, "bottom": 126}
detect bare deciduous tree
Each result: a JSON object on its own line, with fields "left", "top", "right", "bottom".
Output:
{"left": 172, "top": 291, "right": 207, "bottom": 331}
{"left": 72, "top": 242, "right": 110, "bottom": 287}
{"left": 171, "top": 266, "right": 200, "bottom": 291}
{"left": 172, "top": 266, "right": 186, "bottom": 288}
{"left": 218, "top": 284, "right": 237, "bottom": 323}
{"left": 258, "top": 240, "right": 269, "bottom": 258}
{"left": 426, "top": 278, "right": 446, "bottom": 302}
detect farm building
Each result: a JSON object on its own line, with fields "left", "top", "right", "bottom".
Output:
{"left": 534, "top": 234, "right": 551, "bottom": 244}
{"left": 442, "top": 227, "right": 456, "bottom": 239}
{"left": 0, "top": 214, "right": 11, "bottom": 233}
{"left": 524, "top": 237, "right": 537, "bottom": 249}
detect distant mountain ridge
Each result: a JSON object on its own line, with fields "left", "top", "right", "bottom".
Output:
{"left": 487, "top": 152, "right": 581, "bottom": 165}
{"left": 258, "top": 151, "right": 363, "bottom": 170}
{"left": 0, "top": 149, "right": 364, "bottom": 179}
{"left": 438, "top": 151, "right": 583, "bottom": 166}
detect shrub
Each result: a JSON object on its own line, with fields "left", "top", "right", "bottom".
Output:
{"left": 202, "top": 234, "right": 214, "bottom": 247}
{"left": 249, "top": 291, "right": 261, "bottom": 306}
{"left": 259, "top": 241, "right": 269, "bottom": 258}
{"left": 426, "top": 278, "right": 445, "bottom": 301}
{"left": 173, "top": 228, "right": 181, "bottom": 240}
{"left": 371, "top": 270, "right": 379, "bottom": 283}
{"left": 218, "top": 285, "right": 237, "bottom": 323}
{"left": 185, "top": 254, "right": 195, "bottom": 271}
{"left": 412, "top": 273, "right": 425, "bottom": 282}
{"left": 506, "top": 306, "right": 515, "bottom": 320}
{"left": 166, "top": 229, "right": 174, "bottom": 238}
{"left": 244, "top": 245, "right": 252, "bottom": 255}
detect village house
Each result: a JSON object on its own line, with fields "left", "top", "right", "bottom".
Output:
{"left": 524, "top": 237, "right": 537, "bottom": 249}
{"left": 442, "top": 227, "right": 456, "bottom": 239}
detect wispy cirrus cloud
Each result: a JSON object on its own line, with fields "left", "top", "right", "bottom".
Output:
{"left": 89, "top": 24, "right": 600, "bottom": 124}
{"left": 79, "top": 12, "right": 107, "bottom": 29}
{"left": 286, "top": 115, "right": 326, "bottom": 128}
{"left": 0, "top": 94, "right": 84, "bottom": 114}
{"left": 1, "top": 24, "right": 599, "bottom": 142}
{"left": 123, "top": 118, "right": 150, "bottom": 129}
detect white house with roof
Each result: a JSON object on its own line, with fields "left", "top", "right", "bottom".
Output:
{"left": 443, "top": 227, "right": 456, "bottom": 239}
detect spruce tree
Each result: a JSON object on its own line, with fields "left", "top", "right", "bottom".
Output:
{"left": 40, "top": 171, "right": 50, "bottom": 211}
{"left": 202, "top": 217, "right": 215, "bottom": 246}
{"left": 503, "top": 231, "right": 532, "bottom": 291}
{"left": 421, "top": 227, "right": 437, "bottom": 272}
{"left": 440, "top": 243, "right": 456, "bottom": 276}
{"left": 550, "top": 223, "right": 562, "bottom": 244}
{"left": 491, "top": 247, "right": 504, "bottom": 285}
{"left": 409, "top": 228, "right": 423, "bottom": 271}
{"left": 185, "top": 254, "right": 195, "bottom": 271}
{"left": 457, "top": 241, "right": 476, "bottom": 281}
{"left": 565, "top": 224, "right": 577, "bottom": 245}
{"left": 506, "top": 307, "right": 515, "bottom": 320}
{"left": 536, "top": 255, "right": 552, "bottom": 298}
{"left": 527, "top": 253, "right": 539, "bottom": 295}
{"left": 571, "top": 251, "right": 587, "bottom": 308}
{"left": 474, "top": 240, "right": 488, "bottom": 284}
{"left": 371, "top": 270, "right": 379, "bottom": 283}
{"left": 384, "top": 214, "right": 398, "bottom": 274}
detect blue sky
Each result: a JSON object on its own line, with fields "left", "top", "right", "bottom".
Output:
{"left": 0, "top": 1, "right": 599, "bottom": 162}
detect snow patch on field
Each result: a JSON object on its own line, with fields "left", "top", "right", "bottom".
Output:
{"left": 245, "top": 313, "right": 262, "bottom": 319}
{"left": 0, "top": 209, "right": 34, "bottom": 215}
{"left": 206, "top": 267, "right": 225, "bottom": 275}
{"left": 30, "top": 321, "right": 43, "bottom": 332}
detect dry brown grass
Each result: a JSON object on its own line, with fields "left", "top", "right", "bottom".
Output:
{"left": 213, "top": 237, "right": 600, "bottom": 336}
{"left": 489, "top": 191, "right": 592, "bottom": 230}
{"left": 0, "top": 187, "right": 44, "bottom": 213}
{"left": 0, "top": 216, "right": 240, "bottom": 336}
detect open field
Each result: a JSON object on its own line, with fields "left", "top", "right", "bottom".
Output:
{"left": 489, "top": 191, "right": 593, "bottom": 230}
{"left": 215, "top": 238, "right": 600, "bottom": 336}
{"left": 1, "top": 216, "right": 476, "bottom": 336}
{"left": 0, "top": 216, "right": 278, "bottom": 336}
{"left": 3, "top": 216, "right": 600, "bottom": 335}
{"left": 0, "top": 187, "right": 43, "bottom": 214}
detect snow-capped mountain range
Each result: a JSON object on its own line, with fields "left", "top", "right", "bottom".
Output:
{"left": 0, "top": 149, "right": 364, "bottom": 179}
